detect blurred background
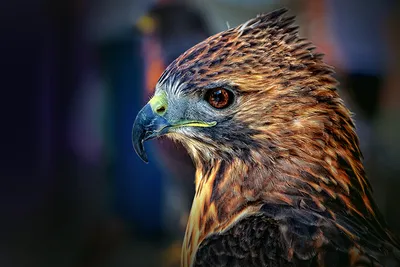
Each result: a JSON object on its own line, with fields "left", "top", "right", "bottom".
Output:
{"left": 1, "top": 0, "right": 399, "bottom": 266}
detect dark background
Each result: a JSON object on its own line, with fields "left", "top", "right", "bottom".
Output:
{"left": 1, "top": 0, "right": 399, "bottom": 266}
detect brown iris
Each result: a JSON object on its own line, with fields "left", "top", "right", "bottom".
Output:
{"left": 206, "top": 88, "right": 233, "bottom": 109}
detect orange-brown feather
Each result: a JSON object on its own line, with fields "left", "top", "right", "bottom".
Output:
{"left": 155, "top": 8, "right": 399, "bottom": 267}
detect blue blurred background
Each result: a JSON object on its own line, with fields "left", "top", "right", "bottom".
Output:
{"left": 1, "top": 0, "right": 399, "bottom": 266}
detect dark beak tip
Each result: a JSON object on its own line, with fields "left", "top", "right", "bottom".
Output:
{"left": 132, "top": 137, "right": 149, "bottom": 164}
{"left": 139, "top": 151, "right": 149, "bottom": 163}
{"left": 133, "top": 146, "right": 149, "bottom": 163}
{"left": 139, "top": 156, "right": 149, "bottom": 164}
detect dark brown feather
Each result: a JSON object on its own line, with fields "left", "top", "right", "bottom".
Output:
{"left": 194, "top": 210, "right": 383, "bottom": 267}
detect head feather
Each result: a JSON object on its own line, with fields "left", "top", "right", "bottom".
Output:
{"left": 158, "top": 8, "right": 334, "bottom": 96}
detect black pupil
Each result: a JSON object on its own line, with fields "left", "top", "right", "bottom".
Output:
{"left": 206, "top": 88, "right": 232, "bottom": 109}
{"left": 212, "top": 90, "right": 225, "bottom": 103}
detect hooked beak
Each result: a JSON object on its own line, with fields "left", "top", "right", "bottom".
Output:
{"left": 132, "top": 92, "right": 217, "bottom": 163}
{"left": 132, "top": 103, "right": 170, "bottom": 163}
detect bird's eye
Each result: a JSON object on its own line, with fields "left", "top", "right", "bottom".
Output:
{"left": 205, "top": 88, "right": 233, "bottom": 109}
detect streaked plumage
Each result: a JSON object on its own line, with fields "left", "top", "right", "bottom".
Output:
{"left": 132, "top": 8, "right": 400, "bottom": 267}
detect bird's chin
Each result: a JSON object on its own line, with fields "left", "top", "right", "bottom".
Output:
{"left": 168, "top": 131, "right": 216, "bottom": 161}
{"left": 165, "top": 129, "right": 193, "bottom": 144}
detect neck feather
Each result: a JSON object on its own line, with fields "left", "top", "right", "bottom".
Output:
{"left": 180, "top": 103, "right": 378, "bottom": 267}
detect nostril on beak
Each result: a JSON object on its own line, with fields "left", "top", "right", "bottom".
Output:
{"left": 149, "top": 92, "right": 168, "bottom": 116}
{"left": 155, "top": 105, "right": 166, "bottom": 116}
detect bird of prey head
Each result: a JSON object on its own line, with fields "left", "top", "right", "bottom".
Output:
{"left": 133, "top": 8, "right": 400, "bottom": 267}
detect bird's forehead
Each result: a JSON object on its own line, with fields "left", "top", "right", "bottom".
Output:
{"left": 155, "top": 74, "right": 189, "bottom": 97}
{"left": 156, "top": 74, "right": 235, "bottom": 99}
{"left": 155, "top": 17, "right": 265, "bottom": 95}
{"left": 156, "top": 46, "right": 231, "bottom": 96}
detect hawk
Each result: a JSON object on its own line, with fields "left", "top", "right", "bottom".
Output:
{"left": 132, "top": 8, "right": 400, "bottom": 267}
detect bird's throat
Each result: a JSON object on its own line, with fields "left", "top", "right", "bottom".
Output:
{"left": 181, "top": 159, "right": 262, "bottom": 267}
